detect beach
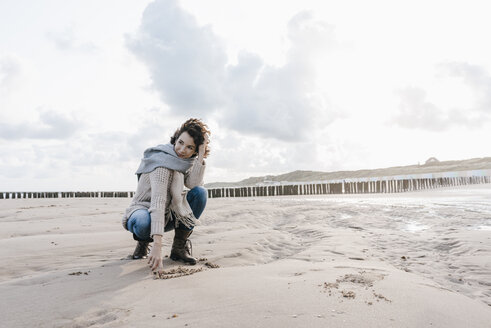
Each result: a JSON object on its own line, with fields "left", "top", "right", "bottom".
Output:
{"left": 1, "top": 185, "right": 490, "bottom": 327}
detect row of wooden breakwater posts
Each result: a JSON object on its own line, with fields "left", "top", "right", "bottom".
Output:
{"left": 0, "top": 191, "right": 133, "bottom": 199}
{"left": 2, "top": 175, "right": 490, "bottom": 199}
{"left": 207, "top": 175, "right": 490, "bottom": 198}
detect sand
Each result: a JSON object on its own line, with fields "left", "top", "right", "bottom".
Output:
{"left": 0, "top": 185, "right": 490, "bottom": 327}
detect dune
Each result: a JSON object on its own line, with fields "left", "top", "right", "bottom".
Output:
{"left": 205, "top": 156, "right": 491, "bottom": 188}
{"left": 0, "top": 185, "right": 490, "bottom": 327}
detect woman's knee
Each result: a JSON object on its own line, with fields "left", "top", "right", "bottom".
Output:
{"left": 128, "top": 209, "right": 151, "bottom": 233}
{"left": 187, "top": 186, "right": 207, "bottom": 219}
{"left": 189, "top": 186, "right": 208, "bottom": 203}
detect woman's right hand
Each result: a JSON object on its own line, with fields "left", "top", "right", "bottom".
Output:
{"left": 148, "top": 236, "right": 163, "bottom": 273}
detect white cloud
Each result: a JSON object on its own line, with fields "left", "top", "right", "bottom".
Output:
{"left": 0, "top": 56, "right": 21, "bottom": 92}
{"left": 223, "top": 12, "right": 337, "bottom": 141}
{"left": 0, "top": 110, "right": 84, "bottom": 140}
{"left": 393, "top": 87, "right": 451, "bottom": 131}
{"left": 393, "top": 62, "right": 491, "bottom": 131}
{"left": 129, "top": 1, "right": 337, "bottom": 141}
{"left": 45, "top": 26, "right": 98, "bottom": 53}
{"left": 438, "top": 62, "right": 491, "bottom": 114}
{"left": 127, "top": 0, "right": 227, "bottom": 115}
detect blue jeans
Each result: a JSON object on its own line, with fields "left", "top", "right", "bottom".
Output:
{"left": 127, "top": 186, "right": 207, "bottom": 242}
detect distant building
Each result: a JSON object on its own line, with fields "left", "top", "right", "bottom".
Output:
{"left": 425, "top": 157, "right": 440, "bottom": 165}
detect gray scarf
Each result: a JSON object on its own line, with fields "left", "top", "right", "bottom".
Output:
{"left": 135, "top": 143, "right": 195, "bottom": 177}
{"left": 135, "top": 143, "right": 198, "bottom": 230}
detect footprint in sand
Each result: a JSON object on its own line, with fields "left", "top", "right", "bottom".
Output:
{"left": 321, "top": 271, "right": 391, "bottom": 304}
{"left": 67, "top": 308, "right": 131, "bottom": 328}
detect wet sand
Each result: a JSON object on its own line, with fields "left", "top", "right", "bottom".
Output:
{"left": 0, "top": 184, "right": 490, "bottom": 327}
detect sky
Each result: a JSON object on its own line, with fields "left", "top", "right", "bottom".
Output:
{"left": 1, "top": 0, "right": 490, "bottom": 191}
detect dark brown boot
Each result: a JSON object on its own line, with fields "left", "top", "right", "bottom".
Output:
{"left": 132, "top": 241, "right": 150, "bottom": 259}
{"left": 170, "top": 229, "right": 197, "bottom": 265}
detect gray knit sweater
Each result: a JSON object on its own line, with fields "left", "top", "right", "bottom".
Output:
{"left": 122, "top": 159, "right": 206, "bottom": 237}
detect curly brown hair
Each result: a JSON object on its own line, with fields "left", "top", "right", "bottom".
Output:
{"left": 170, "top": 118, "right": 211, "bottom": 158}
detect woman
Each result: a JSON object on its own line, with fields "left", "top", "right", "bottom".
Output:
{"left": 122, "top": 118, "right": 210, "bottom": 273}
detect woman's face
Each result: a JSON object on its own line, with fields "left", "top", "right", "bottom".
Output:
{"left": 174, "top": 131, "right": 196, "bottom": 159}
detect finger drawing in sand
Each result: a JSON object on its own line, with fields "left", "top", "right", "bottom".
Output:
{"left": 122, "top": 118, "right": 211, "bottom": 275}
